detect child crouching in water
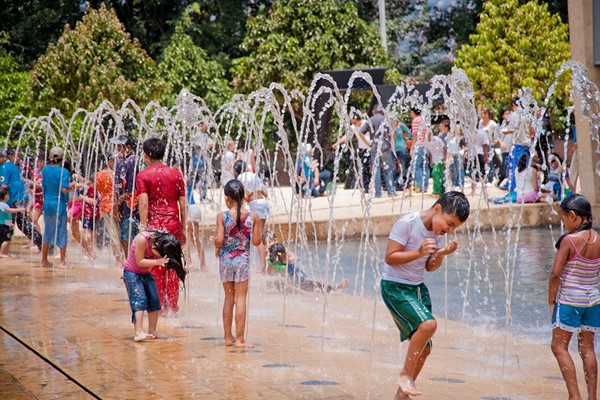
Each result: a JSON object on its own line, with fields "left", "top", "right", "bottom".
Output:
{"left": 381, "top": 191, "right": 470, "bottom": 399}
{"left": 214, "top": 179, "right": 263, "bottom": 348}
{"left": 549, "top": 194, "right": 600, "bottom": 400}
{"left": 268, "top": 242, "right": 349, "bottom": 293}
{"left": 123, "top": 230, "right": 187, "bottom": 342}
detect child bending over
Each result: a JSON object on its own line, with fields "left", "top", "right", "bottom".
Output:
{"left": 123, "top": 230, "right": 187, "bottom": 342}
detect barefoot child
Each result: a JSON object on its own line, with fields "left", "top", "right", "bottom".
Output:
{"left": 123, "top": 231, "right": 187, "bottom": 342}
{"left": 549, "top": 194, "right": 600, "bottom": 400}
{"left": 381, "top": 191, "right": 470, "bottom": 398}
{"left": 268, "top": 242, "right": 349, "bottom": 293}
{"left": 214, "top": 179, "right": 263, "bottom": 348}
{"left": 0, "top": 188, "right": 26, "bottom": 257}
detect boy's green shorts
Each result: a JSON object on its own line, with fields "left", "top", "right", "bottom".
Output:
{"left": 381, "top": 279, "right": 434, "bottom": 344}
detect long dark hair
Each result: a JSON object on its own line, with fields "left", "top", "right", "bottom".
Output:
{"left": 224, "top": 179, "right": 245, "bottom": 229}
{"left": 152, "top": 231, "right": 187, "bottom": 284}
{"left": 555, "top": 194, "right": 593, "bottom": 249}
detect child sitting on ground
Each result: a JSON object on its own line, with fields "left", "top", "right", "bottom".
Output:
{"left": 0, "top": 187, "right": 26, "bottom": 258}
{"left": 268, "top": 242, "right": 349, "bottom": 293}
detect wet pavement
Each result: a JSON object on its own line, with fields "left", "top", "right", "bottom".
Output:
{"left": 0, "top": 183, "right": 573, "bottom": 399}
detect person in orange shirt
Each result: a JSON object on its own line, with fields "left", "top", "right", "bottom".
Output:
{"left": 95, "top": 155, "right": 123, "bottom": 263}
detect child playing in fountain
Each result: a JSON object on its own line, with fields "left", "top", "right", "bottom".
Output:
{"left": 214, "top": 179, "right": 263, "bottom": 348}
{"left": 381, "top": 191, "right": 470, "bottom": 399}
{"left": 548, "top": 194, "right": 600, "bottom": 400}
{"left": 123, "top": 230, "right": 187, "bottom": 342}
{"left": 79, "top": 175, "right": 101, "bottom": 259}
{"left": 0, "top": 187, "right": 26, "bottom": 257}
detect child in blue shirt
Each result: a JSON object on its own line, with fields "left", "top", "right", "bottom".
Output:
{"left": 0, "top": 187, "right": 26, "bottom": 257}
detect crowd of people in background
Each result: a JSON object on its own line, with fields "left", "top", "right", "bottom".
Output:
{"left": 328, "top": 97, "right": 578, "bottom": 204}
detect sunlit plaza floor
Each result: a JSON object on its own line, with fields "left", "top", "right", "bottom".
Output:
{"left": 0, "top": 183, "right": 578, "bottom": 399}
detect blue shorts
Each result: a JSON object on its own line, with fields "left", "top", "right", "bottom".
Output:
{"left": 123, "top": 269, "right": 161, "bottom": 323}
{"left": 119, "top": 217, "right": 139, "bottom": 242}
{"left": 552, "top": 303, "right": 600, "bottom": 333}
{"left": 43, "top": 215, "right": 68, "bottom": 248}
{"left": 82, "top": 217, "right": 96, "bottom": 231}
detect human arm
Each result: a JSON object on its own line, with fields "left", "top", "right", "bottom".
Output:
{"left": 331, "top": 134, "right": 348, "bottom": 150}
{"left": 548, "top": 238, "right": 571, "bottom": 314}
{"left": 133, "top": 234, "right": 169, "bottom": 269}
{"left": 384, "top": 238, "right": 437, "bottom": 266}
{"left": 251, "top": 213, "right": 263, "bottom": 247}
{"left": 178, "top": 195, "right": 187, "bottom": 243}
{"left": 3, "top": 205, "right": 26, "bottom": 214}
{"left": 138, "top": 193, "right": 148, "bottom": 228}
{"left": 214, "top": 212, "right": 224, "bottom": 257}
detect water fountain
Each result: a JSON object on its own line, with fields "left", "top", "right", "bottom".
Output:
{"left": 1, "top": 60, "right": 599, "bottom": 399}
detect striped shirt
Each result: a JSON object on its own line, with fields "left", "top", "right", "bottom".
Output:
{"left": 557, "top": 235, "right": 600, "bottom": 307}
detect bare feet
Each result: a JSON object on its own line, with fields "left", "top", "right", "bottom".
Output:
{"left": 394, "top": 386, "right": 413, "bottom": 400}
{"left": 333, "top": 278, "right": 350, "bottom": 290}
{"left": 398, "top": 375, "right": 421, "bottom": 397}
{"left": 233, "top": 340, "right": 255, "bottom": 349}
{"left": 225, "top": 336, "right": 236, "bottom": 346}
{"left": 0, "top": 253, "right": 9, "bottom": 258}
{"left": 134, "top": 332, "right": 155, "bottom": 342}
{"left": 41, "top": 261, "right": 53, "bottom": 268}
{"left": 149, "top": 332, "right": 170, "bottom": 339}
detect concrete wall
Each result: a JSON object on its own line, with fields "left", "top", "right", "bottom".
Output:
{"left": 568, "top": 0, "right": 600, "bottom": 219}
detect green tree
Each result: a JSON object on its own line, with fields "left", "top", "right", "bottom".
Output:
{"left": 0, "top": 0, "right": 83, "bottom": 67}
{"left": 0, "top": 33, "right": 28, "bottom": 138}
{"left": 230, "top": 0, "right": 389, "bottom": 95}
{"left": 455, "top": 0, "right": 570, "bottom": 108}
{"left": 158, "top": 23, "right": 233, "bottom": 110}
{"left": 27, "top": 5, "right": 165, "bottom": 117}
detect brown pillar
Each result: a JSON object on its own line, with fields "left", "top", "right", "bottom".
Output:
{"left": 568, "top": 0, "right": 600, "bottom": 214}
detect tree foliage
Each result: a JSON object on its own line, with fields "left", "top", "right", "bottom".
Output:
{"left": 230, "top": 0, "right": 389, "bottom": 95}
{"left": 27, "top": 5, "right": 165, "bottom": 117}
{"left": 0, "top": 33, "right": 28, "bottom": 137}
{"left": 0, "top": 0, "right": 83, "bottom": 67}
{"left": 455, "top": 0, "right": 570, "bottom": 108}
{"left": 158, "top": 20, "right": 233, "bottom": 110}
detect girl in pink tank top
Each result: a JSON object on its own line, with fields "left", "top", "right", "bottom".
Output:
{"left": 123, "top": 231, "right": 187, "bottom": 342}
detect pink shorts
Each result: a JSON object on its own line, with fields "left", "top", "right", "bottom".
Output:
{"left": 517, "top": 190, "right": 540, "bottom": 203}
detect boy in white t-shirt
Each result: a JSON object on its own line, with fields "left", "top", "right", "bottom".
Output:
{"left": 381, "top": 191, "right": 470, "bottom": 399}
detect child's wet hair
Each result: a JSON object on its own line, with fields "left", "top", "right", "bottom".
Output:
{"left": 233, "top": 160, "right": 247, "bottom": 177}
{"left": 555, "top": 194, "right": 593, "bottom": 249}
{"left": 433, "top": 191, "right": 470, "bottom": 222}
{"left": 224, "top": 179, "right": 245, "bottom": 228}
{"left": 142, "top": 137, "right": 166, "bottom": 161}
{"left": 269, "top": 243, "right": 287, "bottom": 264}
{"left": 152, "top": 231, "right": 187, "bottom": 284}
{"left": 0, "top": 187, "right": 7, "bottom": 201}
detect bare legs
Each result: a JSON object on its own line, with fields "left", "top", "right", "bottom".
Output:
{"left": 132, "top": 310, "right": 167, "bottom": 341}
{"left": 552, "top": 328, "right": 598, "bottom": 400}
{"left": 397, "top": 319, "right": 437, "bottom": 398}
{"left": 41, "top": 243, "right": 66, "bottom": 267}
{"left": 222, "top": 280, "right": 254, "bottom": 348}
{"left": 186, "top": 221, "right": 207, "bottom": 271}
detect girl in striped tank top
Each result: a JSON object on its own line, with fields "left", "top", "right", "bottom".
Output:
{"left": 549, "top": 194, "right": 600, "bottom": 400}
